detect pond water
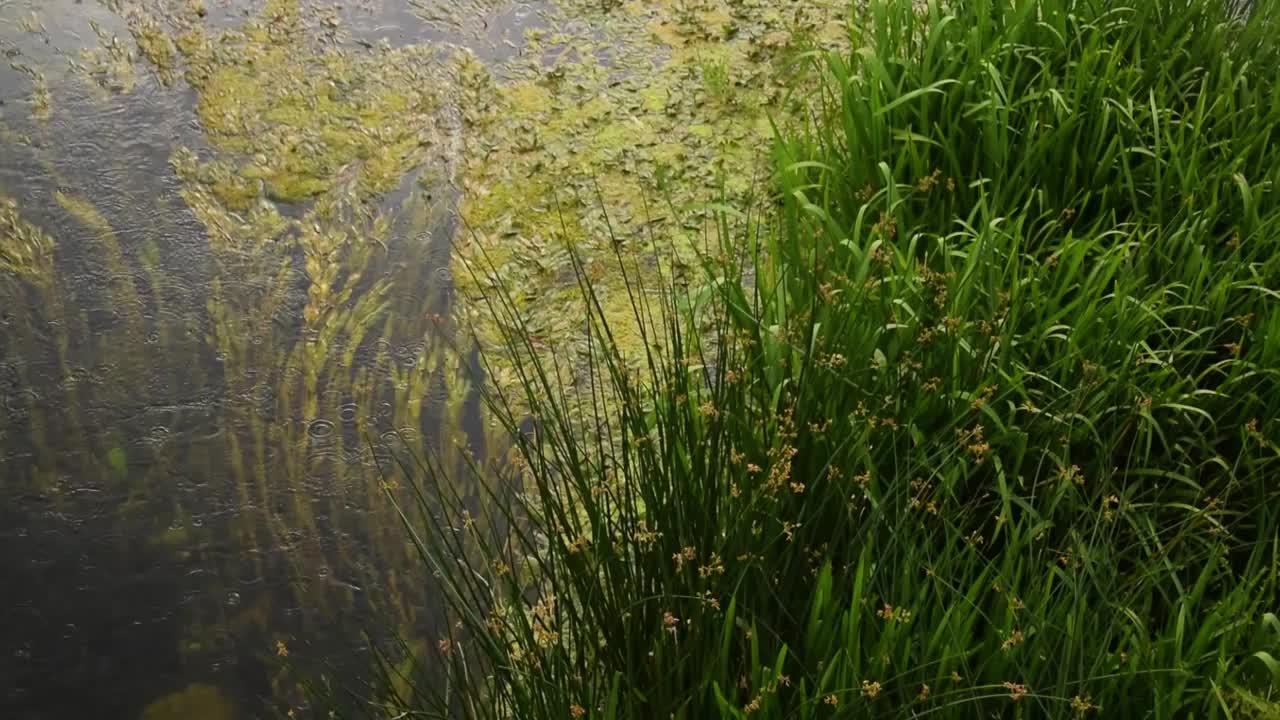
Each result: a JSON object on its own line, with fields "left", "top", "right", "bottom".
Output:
{"left": 0, "top": 0, "right": 846, "bottom": 717}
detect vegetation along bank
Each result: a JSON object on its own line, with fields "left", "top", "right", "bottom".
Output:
{"left": 337, "top": 0, "right": 1280, "bottom": 719}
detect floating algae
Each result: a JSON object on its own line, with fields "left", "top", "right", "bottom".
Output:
{"left": 71, "top": 19, "right": 141, "bottom": 96}
{"left": 140, "top": 683, "right": 236, "bottom": 720}
{"left": 4, "top": 63, "right": 53, "bottom": 123}
{"left": 129, "top": 12, "right": 179, "bottom": 84}
{"left": 451, "top": 0, "right": 849, "bottom": 377}
{"left": 144, "top": 0, "right": 447, "bottom": 205}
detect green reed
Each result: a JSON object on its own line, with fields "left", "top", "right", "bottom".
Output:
{"left": 340, "top": 0, "right": 1280, "bottom": 718}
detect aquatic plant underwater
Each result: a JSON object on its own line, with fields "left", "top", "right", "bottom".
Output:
{"left": 322, "top": 0, "right": 1280, "bottom": 718}
{"left": 1, "top": 1, "right": 489, "bottom": 716}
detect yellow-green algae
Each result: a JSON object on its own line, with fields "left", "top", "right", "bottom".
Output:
{"left": 0, "top": 195, "right": 57, "bottom": 283}
{"left": 6, "top": 63, "right": 53, "bottom": 123}
{"left": 30, "top": 70, "right": 52, "bottom": 122}
{"left": 451, "top": 0, "right": 848, "bottom": 379}
{"left": 72, "top": 19, "right": 140, "bottom": 96}
{"left": 140, "top": 683, "right": 236, "bottom": 720}
{"left": 128, "top": 12, "right": 179, "bottom": 84}
{"left": 141, "top": 0, "right": 446, "bottom": 205}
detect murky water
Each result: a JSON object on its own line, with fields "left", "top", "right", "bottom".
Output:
{"left": 1, "top": 0, "right": 847, "bottom": 716}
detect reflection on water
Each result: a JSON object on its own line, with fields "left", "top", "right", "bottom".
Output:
{"left": 0, "top": 1, "right": 531, "bottom": 717}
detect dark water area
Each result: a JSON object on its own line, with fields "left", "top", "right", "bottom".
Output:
{"left": 0, "top": 1, "right": 548, "bottom": 717}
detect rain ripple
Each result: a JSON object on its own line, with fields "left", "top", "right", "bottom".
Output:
{"left": 306, "top": 418, "right": 335, "bottom": 440}
{"left": 3, "top": 388, "right": 39, "bottom": 421}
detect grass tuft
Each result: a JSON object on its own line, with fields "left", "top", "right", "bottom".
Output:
{"left": 319, "top": 0, "right": 1280, "bottom": 717}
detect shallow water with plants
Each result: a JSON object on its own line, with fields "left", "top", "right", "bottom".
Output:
{"left": 0, "top": 0, "right": 845, "bottom": 717}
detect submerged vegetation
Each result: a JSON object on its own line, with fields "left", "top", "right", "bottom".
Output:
{"left": 3, "top": 0, "right": 473, "bottom": 715}
{"left": 0, "top": 196, "right": 56, "bottom": 283}
{"left": 351, "top": 0, "right": 1280, "bottom": 718}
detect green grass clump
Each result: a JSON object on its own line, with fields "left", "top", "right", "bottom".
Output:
{"left": 329, "top": 0, "right": 1280, "bottom": 717}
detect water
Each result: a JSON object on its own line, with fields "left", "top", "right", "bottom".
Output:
{"left": 0, "top": 1, "right": 545, "bottom": 717}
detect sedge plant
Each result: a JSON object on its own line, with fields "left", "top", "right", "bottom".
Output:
{"left": 324, "top": 0, "right": 1280, "bottom": 717}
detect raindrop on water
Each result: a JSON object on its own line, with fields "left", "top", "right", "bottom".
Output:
{"left": 308, "top": 418, "right": 335, "bottom": 439}
{"left": 342, "top": 447, "right": 365, "bottom": 465}
{"left": 3, "top": 389, "right": 38, "bottom": 420}
{"left": 0, "top": 361, "right": 19, "bottom": 388}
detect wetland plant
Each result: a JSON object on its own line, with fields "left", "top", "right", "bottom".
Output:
{"left": 329, "top": 0, "right": 1280, "bottom": 717}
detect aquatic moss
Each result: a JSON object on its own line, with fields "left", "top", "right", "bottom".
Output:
{"left": 171, "top": 147, "right": 292, "bottom": 254}
{"left": 210, "top": 173, "right": 262, "bottom": 212}
{"left": 54, "top": 191, "right": 122, "bottom": 242}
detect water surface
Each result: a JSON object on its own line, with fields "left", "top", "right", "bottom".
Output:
{"left": 2, "top": 2, "right": 537, "bottom": 716}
